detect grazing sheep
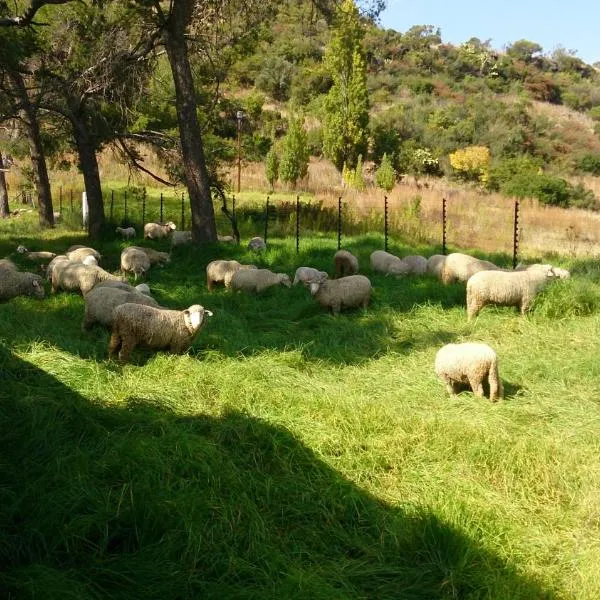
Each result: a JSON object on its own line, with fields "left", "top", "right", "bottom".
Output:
{"left": 230, "top": 268, "right": 291, "bottom": 293}
{"left": 435, "top": 342, "right": 503, "bottom": 402}
{"left": 120, "top": 247, "right": 151, "bottom": 280}
{"left": 309, "top": 274, "right": 371, "bottom": 316}
{"left": 293, "top": 267, "right": 329, "bottom": 286}
{"left": 427, "top": 255, "right": 447, "bottom": 278}
{"left": 143, "top": 221, "right": 176, "bottom": 240}
{"left": 206, "top": 260, "right": 257, "bottom": 291}
{"left": 248, "top": 236, "right": 267, "bottom": 251}
{"left": 135, "top": 283, "right": 152, "bottom": 296}
{"left": 218, "top": 234, "right": 236, "bottom": 243}
{"left": 389, "top": 255, "right": 428, "bottom": 276}
{"left": 334, "top": 250, "right": 359, "bottom": 277}
{"left": 171, "top": 231, "right": 193, "bottom": 247}
{"left": 16, "top": 245, "right": 57, "bottom": 261}
{"left": 370, "top": 250, "right": 403, "bottom": 274}
{"left": 66, "top": 245, "right": 86, "bottom": 252}
{"left": 516, "top": 263, "right": 571, "bottom": 279}
{"left": 45, "top": 255, "right": 70, "bottom": 280}
{"left": 66, "top": 246, "right": 102, "bottom": 265}
{"left": 440, "top": 253, "right": 500, "bottom": 285}
{"left": 116, "top": 226, "right": 136, "bottom": 240}
{"left": 108, "top": 303, "right": 213, "bottom": 363}
{"left": 82, "top": 285, "right": 159, "bottom": 331}
{"left": 129, "top": 246, "right": 170, "bottom": 266}
{"left": 52, "top": 262, "right": 126, "bottom": 295}
{"left": 466, "top": 265, "right": 557, "bottom": 320}
{"left": 0, "top": 264, "right": 45, "bottom": 300}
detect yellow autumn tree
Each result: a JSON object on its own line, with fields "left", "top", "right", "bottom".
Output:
{"left": 449, "top": 146, "right": 491, "bottom": 185}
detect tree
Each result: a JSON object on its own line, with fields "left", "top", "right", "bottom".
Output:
{"left": 279, "top": 112, "right": 308, "bottom": 187}
{"left": 322, "top": 0, "right": 369, "bottom": 171}
{"left": 375, "top": 152, "right": 395, "bottom": 191}
{"left": 265, "top": 147, "right": 279, "bottom": 190}
{"left": 506, "top": 39, "right": 543, "bottom": 63}
{"left": 0, "top": 152, "right": 9, "bottom": 217}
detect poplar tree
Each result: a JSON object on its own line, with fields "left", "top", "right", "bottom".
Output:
{"left": 279, "top": 112, "right": 309, "bottom": 188}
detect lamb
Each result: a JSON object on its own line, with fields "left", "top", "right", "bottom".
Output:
{"left": 82, "top": 285, "right": 160, "bottom": 331}
{"left": 230, "top": 268, "right": 291, "bottom": 293}
{"left": 427, "top": 255, "right": 447, "bottom": 278}
{"left": 16, "top": 245, "right": 57, "bottom": 261}
{"left": 466, "top": 265, "right": 557, "bottom": 320}
{"left": 435, "top": 342, "right": 503, "bottom": 402}
{"left": 116, "top": 226, "right": 136, "bottom": 240}
{"left": 309, "top": 274, "right": 371, "bottom": 316}
{"left": 129, "top": 246, "right": 170, "bottom": 266}
{"left": 108, "top": 303, "right": 213, "bottom": 363}
{"left": 206, "top": 260, "right": 257, "bottom": 291}
{"left": 440, "top": 252, "right": 500, "bottom": 285}
{"left": 143, "top": 221, "right": 176, "bottom": 240}
{"left": 51, "top": 262, "right": 126, "bottom": 295}
{"left": 66, "top": 246, "right": 101, "bottom": 265}
{"left": 0, "top": 263, "right": 45, "bottom": 300}
{"left": 171, "top": 231, "right": 193, "bottom": 247}
{"left": 120, "top": 247, "right": 151, "bottom": 279}
{"left": 248, "top": 236, "right": 267, "bottom": 251}
{"left": 293, "top": 267, "right": 329, "bottom": 286}
{"left": 334, "top": 250, "right": 359, "bottom": 277}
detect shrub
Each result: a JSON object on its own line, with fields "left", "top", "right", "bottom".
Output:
{"left": 265, "top": 148, "right": 279, "bottom": 190}
{"left": 576, "top": 154, "right": 600, "bottom": 176}
{"left": 279, "top": 113, "right": 309, "bottom": 187}
{"left": 374, "top": 153, "right": 396, "bottom": 191}
{"left": 343, "top": 155, "right": 366, "bottom": 191}
{"left": 449, "top": 145, "right": 491, "bottom": 184}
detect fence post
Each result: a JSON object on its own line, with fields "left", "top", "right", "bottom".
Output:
{"left": 337, "top": 196, "right": 342, "bottom": 250}
{"left": 160, "top": 192, "right": 163, "bottom": 223}
{"left": 384, "top": 195, "right": 388, "bottom": 252}
{"left": 110, "top": 190, "right": 114, "bottom": 221}
{"left": 124, "top": 190, "right": 128, "bottom": 222}
{"left": 264, "top": 195, "right": 270, "bottom": 245}
{"left": 296, "top": 194, "right": 300, "bottom": 254}
{"left": 442, "top": 196, "right": 447, "bottom": 255}
{"left": 513, "top": 199, "right": 520, "bottom": 269}
{"left": 70, "top": 188, "right": 73, "bottom": 212}
{"left": 59, "top": 186, "right": 62, "bottom": 213}
{"left": 142, "top": 188, "right": 146, "bottom": 228}
{"left": 232, "top": 195, "right": 236, "bottom": 219}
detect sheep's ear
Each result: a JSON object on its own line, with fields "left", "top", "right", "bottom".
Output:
{"left": 32, "top": 279, "right": 41, "bottom": 289}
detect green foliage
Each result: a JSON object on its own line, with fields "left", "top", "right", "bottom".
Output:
{"left": 279, "top": 111, "right": 309, "bottom": 187}
{"left": 374, "top": 153, "right": 396, "bottom": 191}
{"left": 506, "top": 39, "right": 543, "bottom": 63}
{"left": 576, "top": 153, "right": 600, "bottom": 175}
{"left": 265, "top": 147, "right": 279, "bottom": 189}
{"left": 342, "top": 154, "right": 366, "bottom": 190}
{"left": 255, "top": 55, "right": 295, "bottom": 101}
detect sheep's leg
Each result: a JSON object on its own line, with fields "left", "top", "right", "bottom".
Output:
{"left": 108, "top": 332, "right": 122, "bottom": 358}
{"left": 469, "top": 376, "right": 485, "bottom": 398}
{"left": 331, "top": 303, "right": 341, "bottom": 316}
{"left": 207, "top": 279, "right": 214, "bottom": 292}
{"left": 520, "top": 299, "right": 531, "bottom": 315}
{"left": 488, "top": 367, "right": 503, "bottom": 402}
{"left": 118, "top": 338, "right": 136, "bottom": 363}
{"left": 361, "top": 297, "right": 369, "bottom": 309}
{"left": 445, "top": 379, "right": 458, "bottom": 395}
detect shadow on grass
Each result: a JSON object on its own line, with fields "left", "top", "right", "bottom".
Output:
{"left": 0, "top": 345, "right": 554, "bottom": 599}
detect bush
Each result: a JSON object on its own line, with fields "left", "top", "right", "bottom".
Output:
{"left": 374, "top": 153, "right": 396, "bottom": 191}
{"left": 449, "top": 145, "right": 491, "bottom": 185}
{"left": 306, "top": 127, "right": 324, "bottom": 157}
{"left": 576, "top": 154, "right": 600, "bottom": 176}
{"left": 265, "top": 148, "right": 279, "bottom": 190}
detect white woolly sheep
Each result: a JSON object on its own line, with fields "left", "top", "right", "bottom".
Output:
{"left": 435, "top": 342, "right": 503, "bottom": 402}
{"left": 135, "top": 283, "right": 152, "bottom": 296}
{"left": 388, "top": 255, "right": 428, "bottom": 276}
{"left": 120, "top": 247, "right": 151, "bottom": 280}
{"left": 66, "top": 246, "right": 102, "bottom": 265}
{"left": 82, "top": 285, "right": 159, "bottom": 331}
{"left": 143, "top": 221, "right": 176, "bottom": 240}
{"left": 129, "top": 246, "right": 170, "bottom": 266}
{"left": 516, "top": 263, "right": 571, "bottom": 279}
{"left": 370, "top": 250, "right": 403, "bottom": 274}
{"left": 16, "top": 245, "right": 57, "bottom": 261}
{"left": 248, "top": 236, "right": 267, "bottom": 251}
{"left": 0, "top": 263, "right": 45, "bottom": 300}
{"left": 334, "top": 250, "right": 359, "bottom": 277}
{"left": 309, "top": 274, "right": 371, "bottom": 316}
{"left": 45, "top": 255, "right": 70, "bottom": 280}
{"left": 171, "top": 231, "right": 193, "bottom": 247}
{"left": 293, "top": 267, "right": 329, "bottom": 286}
{"left": 116, "top": 226, "right": 136, "bottom": 240}
{"left": 427, "top": 255, "right": 447, "bottom": 278}
{"left": 206, "top": 260, "right": 257, "bottom": 291}
{"left": 466, "top": 265, "right": 557, "bottom": 320}
{"left": 52, "top": 262, "right": 126, "bottom": 295}
{"left": 440, "top": 253, "right": 500, "bottom": 285}
{"left": 230, "top": 268, "right": 291, "bottom": 293}
{"left": 108, "top": 303, "right": 213, "bottom": 363}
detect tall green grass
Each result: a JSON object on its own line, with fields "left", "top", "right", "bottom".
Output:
{"left": 1, "top": 215, "right": 600, "bottom": 599}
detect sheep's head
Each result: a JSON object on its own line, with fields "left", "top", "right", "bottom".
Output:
{"left": 553, "top": 267, "right": 571, "bottom": 279}
{"left": 29, "top": 276, "right": 45, "bottom": 299}
{"left": 16, "top": 245, "right": 28, "bottom": 254}
{"left": 184, "top": 305, "right": 213, "bottom": 334}
{"left": 115, "top": 227, "right": 122, "bottom": 234}
{"left": 309, "top": 281, "right": 322, "bottom": 296}
{"left": 277, "top": 274, "right": 292, "bottom": 288}
{"left": 135, "top": 283, "right": 151, "bottom": 296}
{"left": 165, "top": 221, "right": 177, "bottom": 232}
{"left": 82, "top": 255, "right": 98, "bottom": 266}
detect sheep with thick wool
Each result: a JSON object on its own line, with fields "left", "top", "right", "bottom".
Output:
{"left": 171, "top": 231, "right": 192, "bottom": 247}
{"left": 516, "top": 263, "right": 571, "bottom": 279}
{"left": 45, "top": 255, "right": 70, "bottom": 280}
{"left": 108, "top": 303, "right": 212, "bottom": 363}
{"left": 143, "top": 221, "right": 176, "bottom": 240}
{"left": 334, "top": 250, "right": 359, "bottom": 277}
{"left": 128, "top": 246, "right": 170, "bottom": 266}
{"left": 82, "top": 285, "right": 160, "bottom": 331}
{"left": 120, "top": 247, "right": 151, "bottom": 280}
{"left": 440, "top": 252, "right": 500, "bottom": 285}
{"left": 466, "top": 265, "right": 557, "bottom": 320}
{"left": 116, "top": 226, "right": 136, "bottom": 240}
{"left": 206, "top": 260, "right": 257, "bottom": 291}
{"left": 370, "top": 250, "right": 403, "bottom": 274}
{"left": 309, "top": 274, "right": 371, "bottom": 316}
{"left": 248, "top": 236, "right": 267, "bottom": 251}
{"left": 391, "top": 255, "right": 428, "bottom": 276}
{"left": 0, "top": 261, "right": 45, "bottom": 300}
{"left": 66, "top": 246, "right": 101, "bottom": 265}
{"left": 427, "top": 255, "right": 447, "bottom": 278}
{"left": 230, "top": 268, "right": 291, "bottom": 293}
{"left": 293, "top": 267, "right": 329, "bottom": 286}
{"left": 51, "top": 262, "right": 126, "bottom": 295}
{"left": 435, "top": 342, "right": 503, "bottom": 402}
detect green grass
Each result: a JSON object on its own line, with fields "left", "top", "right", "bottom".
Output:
{"left": 1, "top": 214, "right": 600, "bottom": 599}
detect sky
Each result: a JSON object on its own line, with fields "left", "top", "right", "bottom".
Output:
{"left": 379, "top": 0, "right": 600, "bottom": 66}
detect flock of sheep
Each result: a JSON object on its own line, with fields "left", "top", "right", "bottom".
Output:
{"left": 0, "top": 220, "right": 572, "bottom": 400}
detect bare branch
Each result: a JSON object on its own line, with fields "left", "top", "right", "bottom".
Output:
{"left": 0, "top": 0, "right": 76, "bottom": 27}
{"left": 116, "top": 139, "right": 177, "bottom": 187}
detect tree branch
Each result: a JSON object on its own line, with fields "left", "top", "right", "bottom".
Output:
{"left": 115, "top": 139, "right": 177, "bottom": 187}
{"left": 0, "top": 0, "right": 76, "bottom": 27}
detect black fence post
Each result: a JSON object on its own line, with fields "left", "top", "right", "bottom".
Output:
{"left": 296, "top": 194, "right": 300, "bottom": 254}
{"left": 337, "top": 196, "right": 342, "bottom": 250}
{"left": 142, "top": 188, "right": 146, "bottom": 228}
{"left": 384, "top": 195, "right": 388, "bottom": 252}
{"left": 181, "top": 192, "right": 185, "bottom": 230}
{"left": 232, "top": 195, "right": 236, "bottom": 219}
{"left": 442, "top": 196, "right": 447, "bottom": 255}
{"left": 513, "top": 199, "right": 520, "bottom": 269}
{"left": 124, "top": 190, "right": 128, "bottom": 222}
{"left": 59, "top": 186, "right": 62, "bottom": 213}
{"left": 160, "top": 192, "right": 163, "bottom": 223}
{"left": 69, "top": 188, "right": 73, "bottom": 212}
{"left": 110, "top": 190, "right": 114, "bottom": 222}
{"left": 264, "top": 195, "right": 270, "bottom": 245}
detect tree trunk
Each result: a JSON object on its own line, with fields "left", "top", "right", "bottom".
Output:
{"left": 71, "top": 114, "right": 104, "bottom": 239}
{"left": 9, "top": 71, "right": 54, "bottom": 227}
{"left": 163, "top": 3, "right": 217, "bottom": 244}
{"left": 0, "top": 153, "right": 9, "bottom": 218}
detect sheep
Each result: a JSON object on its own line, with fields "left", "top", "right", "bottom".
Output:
{"left": 516, "top": 263, "right": 571, "bottom": 279}
{"left": 387, "top": 254, "right": 428, "bottom": 277}
{"left": 171, "top": 231, "right": 193, "bottom": 247}
{"left": 129, "top": 246, "right": 170, "bottom": 266}
{"left": 135, "top": 283, "right": 152, "bottom": 296}
{"left": 116, "top": 226, "right": 136, "bottom": 240}
{"left": 370, "top": 250, "right": 403, "bottom": 274}
{"left": 334, "top": 250, "right": 359, "bottom": 277}
{"left": 120, "top": 247, "right": 151, "bottom": 280}
{"left": 143, "top": 221, "right": 176, "bottom": 240}
{"left": 466, "top": 265, "right": 557, "bottom": 320}
{"left": 248, "top": 236, "right": 267, "bottom": 251}
{"left": 218, "top": 234, "right": 236, "bottom": 243}
{"left": 293, "top": 267, "right": 329, "bottom": 286}
{"left": 435, "top": 342, "right": 503, "bottom": 402}
{"left": 16, "top": 245, "right": 57, "bottom": 261}
{"left": 66, "top": 245, "right": 86, "bottom": 252}
{"left": 0, "top": 264, "right": 45, "bottom": 301}
{"left": 440, "top": 253, "right": 500, "bottom": 285}
{"left": 108, "top": 303, "right": 213, "bottom": 363}
{"left": 45, "top": 255, "right": 70, "bottom": 280}
{"left": 82, "top": 285, "right": 159, "bottom": 331}
{"left": 66, "top": 246, "right": 101, "bottom": 264}
{"left": 51, "top": 262, "right": 126, "bottom": 295}
{"left": 230, "top": 268, "right": 291, "bottom": 293}
{"left": 309, "top": 274, "right": 371, "bottom": 316}
{"left": 206, "top": 260, "right": 257, "bottom": 291}
{"left": 427, "top": 255, "right": 446, "bottom": 278}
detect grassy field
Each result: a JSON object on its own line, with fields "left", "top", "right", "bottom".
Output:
{"left": 2, "top": 213, "right": 600, "bottom": 599}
